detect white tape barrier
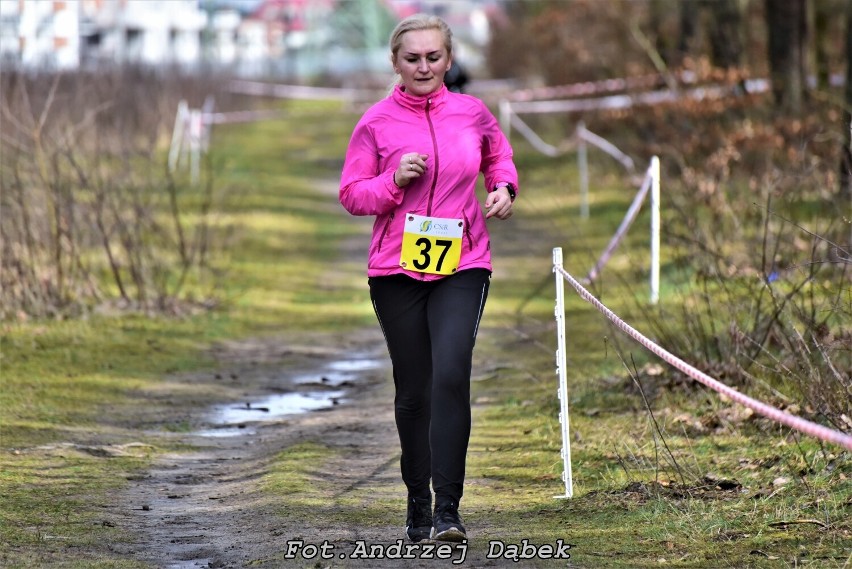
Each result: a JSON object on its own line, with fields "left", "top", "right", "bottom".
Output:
{"left": 498, "top": 102, "right": 638, "bottom": 222}
{"left": 228, "top": 79, "right": 381, "bottom": 102}
{"left": 584, "top": 164, "right": 652, "bottom": 284}
{"left": 581, "top": 157, "right": 660, "bottom": 304}
{"left": 576, "top": 125, "right": 635, "bottom": 172}
{"left": 167, "top": 94, "right": 312, "bottom": 184}
{"left": 509, "top": 74, "right": 772, "bottom": 105}
{"left": 575, "top": 121, "right": 636, "bottom": 219}
{"left": 170, "top": 80, "right": 386, "bottom": 182}
{"left": 168, "top": 100, "right": 208, "bottom": 184}
{"left": 511, "top": 73, "right": 672, "bottom": 102}
{"left": 552, "top": 248, "right": 852, "bottom": 485}
{"left": 508, "top": 111, "right": 563, "bottom": 157}
{"left": 207, "top": 109, "right": 286, "bottom": 124}
{"left": 509, "top": 80, "right": 769, "bottom": 116}
{"left": 509, "top": 71, "right": 706, "bottom": 102}
{"left": 499, "top": 102, "right": 635, "bottom": 169}
{"left": 499, "top": 100, "right": 661, "bottom": 301}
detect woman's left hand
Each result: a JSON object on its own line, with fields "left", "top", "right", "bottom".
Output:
{"left": 484, "top": 187, "right": 514, "bottom": 220}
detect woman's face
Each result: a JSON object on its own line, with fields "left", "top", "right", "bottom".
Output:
{"left": 393, "top": 29, "right": 452, "bottom": 97}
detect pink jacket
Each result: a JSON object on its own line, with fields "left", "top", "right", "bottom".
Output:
{"left": 339, "top": 84, "right": 518, "bottom": 280}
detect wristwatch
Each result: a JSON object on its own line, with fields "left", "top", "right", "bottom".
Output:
{"left": 494, "top": 182, "right": 516, "bottom": 202}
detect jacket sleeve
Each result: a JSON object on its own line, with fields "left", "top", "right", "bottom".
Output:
{"left": 478, "top": 102, "right": 519, "bottom": 196}
{"left": 339, "top": 118, "right": 404, "bottom": 216}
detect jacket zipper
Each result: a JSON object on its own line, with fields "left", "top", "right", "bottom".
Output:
{"left": 425, "top": 98, "right": 439, "bottom": 216}
{"left": 463, "top": 212, "right": 473, "bottom": 250}
{"left": 377, "top": 212, "right": 394, "bottom": 252}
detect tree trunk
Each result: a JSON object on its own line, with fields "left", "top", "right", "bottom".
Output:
{"left": 813, "top": 0, "right": 831, "bottom": 90}
{"left": 841, "top": 0, "right": 852, "bottom": 201}
{"left": 650, "top": 0, "right": 672, "bottom": 65}
{"left": 707, "top": 0, "right": 743, "bottom": 69}
{"left": 677, "top": 1, "right": 700, "bottom": 64}
{"left": 765, "top": 0, "right": 807, "bottom": 112}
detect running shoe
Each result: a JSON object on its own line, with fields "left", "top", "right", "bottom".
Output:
{"left": 405, "top": 496, "right": 432, "bottom": 542}
{"left": 430, "top": 500, "right": 466, "bottom": 542}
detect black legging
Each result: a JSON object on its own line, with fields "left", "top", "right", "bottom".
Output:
{"left": 369, "top": 269, "right": 490, "bottom": 505}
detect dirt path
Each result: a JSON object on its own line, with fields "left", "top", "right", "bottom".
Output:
{"left": 109, "top": 329, "right": 527, "bottom": 568}
{"left": 107, "top": 183, "right": 540, "bottom": 568}
{"left": 108, "top": 330, "right": 394, "bottom": 567}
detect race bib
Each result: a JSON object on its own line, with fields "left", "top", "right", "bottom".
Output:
{"left": 400, "top": 214, "right": 464, "bottom": 275}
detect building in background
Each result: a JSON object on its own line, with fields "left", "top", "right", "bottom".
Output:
{"left": 1, "top": 0, "right": 80, "bottom": 70}
{"left": 79, "top": 0, "right": 206, "bottom": 68}
{"left": 0, "top": 0, "right": 207, "bottom": 70}
{"left": 229, "top": 0, "right": 337, "bottom": 78}
{"left": 0, "top": 0, "right": 502, "bottom": 79}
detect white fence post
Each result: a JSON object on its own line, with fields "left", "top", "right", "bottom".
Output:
{"left": 499, "top": 99, "right": 512, "bottom": 139}
{"left": 168, "top": 100, "right": 188, "bottom": 173}
{"left": 201, "top": 95, "right": 216, "bottom": 152}
{"left": 577, "top": 121, "right": 589, "bottom": 219}
{"left": 552, "top": 247, "right": 574, "bottom": 499}
{"left": 650, "top": 156, "right": 660, "bottom": 304}
{"left": 189, "top": 109, "right": 203, "bottom": 185}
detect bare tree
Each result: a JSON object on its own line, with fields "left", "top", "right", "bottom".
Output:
{"left": 765, "top": 0, "right": 808, "bottom": 112}
{"left": 813, "top": 0, "right": 832, "bottom": 90}
{"left": 677, "top": 1, "right": 700, "bottom": 64}
{"left": 706, "top": 0, "right": 743, "bottom": 70}
{"left": 0, "top": 68, "right": 225, "bottom": 318}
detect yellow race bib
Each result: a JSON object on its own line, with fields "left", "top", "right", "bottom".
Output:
{"left": 400, "top": 214, "right": 464, "bottom": 275}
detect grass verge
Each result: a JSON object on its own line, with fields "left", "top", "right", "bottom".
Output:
{"left": 1, "top": 96, "right": 849, "bottom": 567}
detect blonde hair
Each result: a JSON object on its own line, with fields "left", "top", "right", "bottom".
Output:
{"left": 388, "top": 14, "right": 453, "bottom": 92}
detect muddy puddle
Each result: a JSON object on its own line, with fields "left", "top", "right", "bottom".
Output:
{"left": 194, "top": 353, "right": 384, "bottom": 437}
{"left": 292, "top": 355, "right": 384, "bottom": 386}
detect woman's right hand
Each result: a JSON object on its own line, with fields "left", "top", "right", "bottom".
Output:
{"left": 393, "top": 153, "right": 429, "bottom": 187}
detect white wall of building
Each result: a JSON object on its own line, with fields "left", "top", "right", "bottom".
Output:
{"left": 2, "top": 0, "right": 80, "bottom": 70}
{"left": 81, "top": 0, "right": 206, "bottom": 67}
{"left": 0, "top": 0, "right": 497, "bottom": 79}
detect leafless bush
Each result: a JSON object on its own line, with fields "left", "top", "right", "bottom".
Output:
{"left": 0, "top": 67, "right": 230, "bottom": 319}
{"left": 647, "top": 139, "right": 851, "bottom": 431}
{"left": 488, "top": 0, "right": 656, "bottom": 83}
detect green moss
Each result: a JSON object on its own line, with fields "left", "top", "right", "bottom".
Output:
{"left": 263, "top": 442, "right": 336, "bottom": 506}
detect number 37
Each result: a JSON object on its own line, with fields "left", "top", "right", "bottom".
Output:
{"left": 413, "top": 238, "right": 452, "bottom": 271}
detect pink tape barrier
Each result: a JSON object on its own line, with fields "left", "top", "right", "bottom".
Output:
{"left": 554, "top": 264, "right": 852, "bottom": 452}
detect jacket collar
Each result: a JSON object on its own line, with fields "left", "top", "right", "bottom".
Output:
{"left": 392, "top": 83, "right": 448, "bottom": 112}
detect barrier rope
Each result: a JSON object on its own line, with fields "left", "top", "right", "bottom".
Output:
{"left": 553, "top": 261, "right": 852, "bottom": 452}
